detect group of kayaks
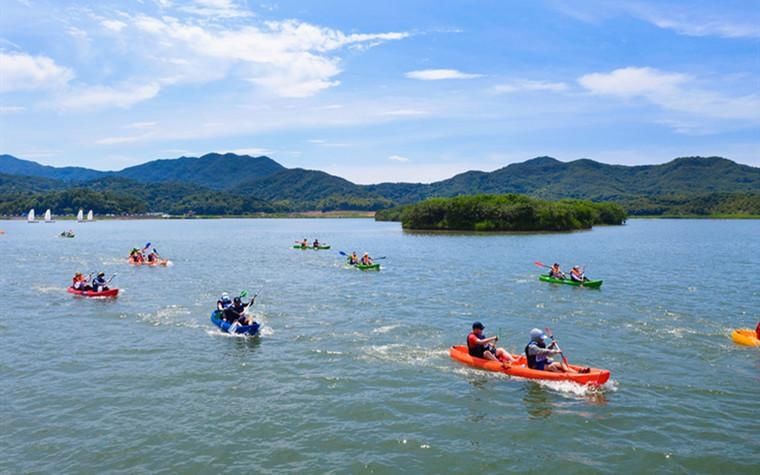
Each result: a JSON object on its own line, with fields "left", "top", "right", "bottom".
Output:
{"left": 294, "top": 240, "right": 382, "bottom": 271}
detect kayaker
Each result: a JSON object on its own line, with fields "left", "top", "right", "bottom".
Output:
{"left": 570, "top": 266, "right": 588, "bottom": 283}
{"left": 467, "top": 322, "right": 519, "bottom": 363}
{"left": 313, "top": 239, "right": 320, "bottom": 248}
{"left": 360, "top": 252, "right": 373, "bottom": 266}
{"left": 217, "top": 292, "right": 235, "bottom": 321}
{"left": 549, "top": 263, "right": 566, "bottom": 279}
{"left": 525, "top": 329, "right": 586, "bottom": 373}
{"left": 301, "top": 238, "right": 308, "bottom": 248}
{"left": 91, "top": 272, "right": 110, "bottom": 292}
{"left": 348, "top": 252, "right": 359, "bottom": 265}
{"left": 230, "top": 295, "right": 256, "bottom": 325}
{"left": 146, "top": 249, "right": 160, "bottom": 263}
{"left": 71, "top": 272, "right": 92, "bottom": 291}
{"left": 129, "top": 248, "right": 144, "bottom": 264}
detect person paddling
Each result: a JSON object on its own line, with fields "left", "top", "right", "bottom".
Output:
{"left": 525, "top": 328, "right": 588, "bottom": 373}
{"left": 549, "top": 263, "right": 566, "bottom": 279}
{"left": 360, "top": 252, "right": 373, "bottom": 266}
{"left": 91, "top": 272, "right": 110, "bottom": 292}
{"left": 467, "top": 322, "right": 519, "bottom": 364}
{"left": 347, "top": 251, "right": 359, "bottom": 265}
{"left": 570, "top": 266, "right": 588, "bottom": 283}
{"left": 71, "top": 272, "right": 92, "bottom": 291}
{"left": 146, "top": 249, "right": 160, "bottom": 264}
{"left": 313, "top": 239, "right": 320, "bottom": 248}
{"left": 301, "top": 238, "right": 309, "bottom": 248}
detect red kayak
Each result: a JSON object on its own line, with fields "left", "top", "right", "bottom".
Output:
{"left": 67, "top": 287, "right": 119, "bottom": 298}
{"left": 449, "top": 345, "right": 610, "bottom": 386}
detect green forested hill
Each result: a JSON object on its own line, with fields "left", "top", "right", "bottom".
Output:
{"left": 0, "top": 153, "right": 758, "bottom": 216}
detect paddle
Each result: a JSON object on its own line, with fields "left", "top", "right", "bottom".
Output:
{"left": 544, "top": 327, "right": 569, "bottom": 366}
{"left": 534, "top": 261, "right": 550, "bottom": 269}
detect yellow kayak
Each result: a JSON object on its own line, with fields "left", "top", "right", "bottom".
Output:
{"left": 731, "top": 329, "right": 760, "bottom": 347}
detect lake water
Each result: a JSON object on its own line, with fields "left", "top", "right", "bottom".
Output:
{"left": 1, "top": 218, "right": 758, "bottom": 474}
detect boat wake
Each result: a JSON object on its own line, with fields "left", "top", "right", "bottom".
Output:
{"left": 136, "top": 305, "right": 198, "bottom": 328}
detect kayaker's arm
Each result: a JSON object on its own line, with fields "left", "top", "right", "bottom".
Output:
{"left": 528, "top": 345, "right": 561, "bottom": 357}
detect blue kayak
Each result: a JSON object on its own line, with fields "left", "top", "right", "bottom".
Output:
{"left": 210, "top": 310, "right": 260, "bottom": 336}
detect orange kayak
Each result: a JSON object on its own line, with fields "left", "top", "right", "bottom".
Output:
{"left": 731, "top": 329, "right": 760, "bottom": 347}
{"left": 449, "top": 345, "right": 611, "bottom": 386}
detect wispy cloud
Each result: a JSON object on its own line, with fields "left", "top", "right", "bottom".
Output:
{"left": 131, "top": 15, "right": 409, "bottom": 97}
{"left": 378, "top": 108, "right": 429, "bottom": 117}
{"left": 95, "top": 135, "right": 147, "bottom": 145}
{"left": 405, "top": 69, "right": 482, "bottom": 80}
{"left": 388, "top": 154, "right": 409, "bottom": 162}
{"left": 491, "top": 80, "right": 568, "bottom": 94}
{"left": 125, "top": 121, "right": 157, "bottom": 129}
{"left": 578, "top": 66, "right": 760, "bottom": 122}
{"left": 627, "top": 2, "right": 760, "bottom": 39}
{"left": 56, "top": 82, "right": 160, "bottom": 110}
{"left": 0, "top": 51, "right": 73, "bottom": 92}
{"left": 0, "top": 105, "right": 25, "bottom": 113}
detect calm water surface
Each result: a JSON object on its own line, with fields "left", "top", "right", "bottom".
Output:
{"left": 1, "top": 218, "right": 758, "bottom": 474}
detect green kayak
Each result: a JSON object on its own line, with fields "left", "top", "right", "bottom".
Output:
{"left": 353, "top": 263, "right": 380, "bottom": 271}
{"left": 293, "top": 245, "right": 331, "bottom": 250}
{"left": 539, "top": 274, "right": 602, "bottom": 288}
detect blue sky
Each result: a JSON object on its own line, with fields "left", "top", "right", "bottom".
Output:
{"left": 1, "top": 0, "right": 758, "bottom": 183}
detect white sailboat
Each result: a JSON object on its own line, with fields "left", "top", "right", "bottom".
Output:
{"left": 87, "top": 210, "right": 94, "bottom": 222}
{"left": 27, "top": 208, "right": 38, "bottom": 223}
{"left": 44, "top": 209, "right": 55, "bottom": 223}
{"left": 77, "top": 209, "right": 84, "bottom": 222}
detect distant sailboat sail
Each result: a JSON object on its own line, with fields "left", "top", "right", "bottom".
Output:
{"left": 44, "top": 209, "right": 54, "bottom": 223}
{"left": 27, "top": 209, "right": 37, "bottom": 223}
{"left": 77, "top": 209, "right": 84, "bottom": 222}
{"left": 87, "top": 210, "right": 94, "bottom": 221}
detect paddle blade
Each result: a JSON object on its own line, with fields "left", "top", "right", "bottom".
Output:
{"left": 544, "top": 327, "right": 554, "bottom": 339}
{"left": 240, "top": 290, "right": 249, "bottom": 298}
{"left": 338, "top": 251, "right": 347, "bottom": 256}
{"left": 534, "top": 261, "right": 547, "bottom": 268}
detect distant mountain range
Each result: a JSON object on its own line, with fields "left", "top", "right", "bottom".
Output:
{"left": 1, "top": 152, "right": 759, "bottom": 216}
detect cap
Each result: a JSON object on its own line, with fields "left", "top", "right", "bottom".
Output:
{"left": 472, "top": 321, "right": 485, "bottom": 330}
{"left": 530, "top": 328, "right": 544, "bottom": 340}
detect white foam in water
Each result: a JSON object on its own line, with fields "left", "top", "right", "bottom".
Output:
{"left": 373, "top": 324, "right": 400, "bottom": 334}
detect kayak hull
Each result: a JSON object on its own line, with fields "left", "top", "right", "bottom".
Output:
{"left": 539, "top": 274, "right": 602, "bottom": 289}
{"left": 449, "top": 345, "right": 610, "bottom": 386}
{"left": 129, "top": 259, "right": 170, "bottom": 266}
{"left": 293, "top": 245, "right": 331, "bottom": 250}
{"left": 67, "top": 287, "right": 119, "bottom": 298}
{"left": 731, "top": 329, "right": 760, "bottom": 347}
{"left": 354, "top": 263, "right": 380, "bottom": 271}
{"left": 210, "top": 310, "right": 260, "bottom": 336}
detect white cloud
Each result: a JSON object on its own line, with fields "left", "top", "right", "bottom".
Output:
{"left": 491, "top": 80, "right": 569, "bottom": 94}
{"left": 308, "top": 139, "right": 326, "bottom": 144}
{"left": 178, "top": 0, "right": 252, "bottom": 18}
{"left": 405, "top": 69, "right": 482, "bottom": 80}
{"left": 102, "top": 19, "right": 127, "bottom": 32}
{"left": 0, "top": 52, "right": 73, "bottom": 92}
{"left": 378, "top": 108, "right": 429, "bottom": 117}
{"left": 56, "top": 82, "right": 160, "bottom": 110}
{"left": 131, "top": 16, "right": 408, "bottom": 97}
{"left": 388, "top": 154, "right": 409, "bottom": 162}
{"left": 67, "top": 26, "right": 90, "bottom": 41}
{"left": 95, "top": 135, "right": 146, "bottom": 145}
{"left": 578, "top": 66, "right": 760, "bottom": 122}
{"left": 579, "top": 67, "right": 687, "bottom": 97}
{"left": 627, "top": 3, "right": 760, "bottom": 39}
{"left": 0, "top": 105, "right": 25, "bottom": 113}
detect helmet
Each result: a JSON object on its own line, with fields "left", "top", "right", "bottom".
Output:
{"left": 233, "top": 296, "right": 241, "bottom": 303}
{"left": 472, "top": 321, "right": 485, "bottom": 330}
{"left": 221, "top": 292, "right": 230, "bottom": 302}
{"left": 530, "top": 328, "right": 544, "bottom": 341}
